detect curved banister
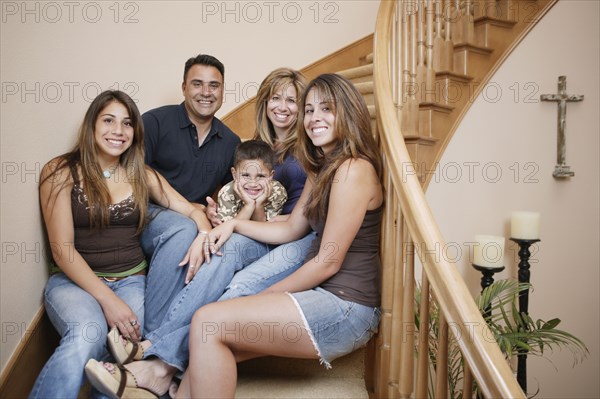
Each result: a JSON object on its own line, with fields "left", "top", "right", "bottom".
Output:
{"left": 373, "top": 1, "right": 525, "bottom": 397}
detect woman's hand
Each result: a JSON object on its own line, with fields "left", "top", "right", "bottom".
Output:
{"left": 179, "top": 231, "right": 209, "bottom": 284}
{"left": 100, "top": 295, "right": 142, "bottom": 342}
{"left": 205, "top": 197, "right": 222, "bottom": 227}
{"left": 206, "top": 220, "right": 236, "bottom": 256}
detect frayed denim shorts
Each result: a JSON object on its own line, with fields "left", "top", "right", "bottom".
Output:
{"left": 288, "top": 287, "right": 381, "bottom": 369}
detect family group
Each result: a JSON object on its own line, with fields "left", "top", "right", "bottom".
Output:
{"left": 30, "top": 54, "right": 383, "bottom": 399}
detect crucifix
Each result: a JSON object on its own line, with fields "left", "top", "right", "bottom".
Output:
{"left": 540, "top": 76, "right": 584, "bottom": 178}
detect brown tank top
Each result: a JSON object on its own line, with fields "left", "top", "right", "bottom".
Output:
{"left": 69, "top": 167, "right": 145, "bottom": 274}
{"left": 306, "top": 206, "right": 382, "bottom": 307}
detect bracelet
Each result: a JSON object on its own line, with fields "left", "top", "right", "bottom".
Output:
{"left": 199, "top": 230, "right": 209, "bottom": 236}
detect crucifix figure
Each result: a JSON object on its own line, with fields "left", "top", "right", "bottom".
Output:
{"left": 540, "top": 76, "right": 584, "bottom": 178}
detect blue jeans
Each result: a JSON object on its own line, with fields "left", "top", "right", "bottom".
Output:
{"left": 143, "top": 232, "right": 315, "bottom": 371}
{"left": 141, "top": 204, "right": 198, "bottom": 335}
{"left": 220, "top": 231, "right": 316, "bottom": 301}
{"left": 29, "top": 273, "right": 145, "bottom": 399}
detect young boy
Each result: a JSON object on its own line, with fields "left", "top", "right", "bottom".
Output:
{"left": 217, "top": 140, "right": 287, "bottom": 222}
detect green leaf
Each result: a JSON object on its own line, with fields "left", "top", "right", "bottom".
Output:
{"left": 542, "top": 318, "right": 561, "bottom": 330}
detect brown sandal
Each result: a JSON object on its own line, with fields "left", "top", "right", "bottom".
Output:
{"left": 85, "top": 359, "right": 158, "bottom": 399}
{"left": 107, "top": 328, "right": 144, "bottom": 365}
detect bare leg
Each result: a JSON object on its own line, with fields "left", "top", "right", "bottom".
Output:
{"left": 178, "top": 293, "right": 318, "bottom": 398}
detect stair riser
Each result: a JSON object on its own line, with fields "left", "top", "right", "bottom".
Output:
{"left": 453, "top": 48, "right": 492, "bottom": 77}
{"left": 475, "top": 22, "right": 514, "bottom": 48}
{"left": 419, "top": 108, "right": 452, "bottom": 140}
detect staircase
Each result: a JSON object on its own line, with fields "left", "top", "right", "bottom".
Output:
{"left": 1, "top": 1, "right": 559, "bottom": 398}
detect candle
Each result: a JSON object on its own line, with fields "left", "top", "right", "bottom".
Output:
{"left": 473, "top": 235, "right": 505, "bottom": 269}
{"left": 511, "top": 211, "right": 541, "bottom": 239}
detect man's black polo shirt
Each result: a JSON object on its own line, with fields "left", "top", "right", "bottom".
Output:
{"left": 143, "top": 103, "right": 241, "bottom": 205}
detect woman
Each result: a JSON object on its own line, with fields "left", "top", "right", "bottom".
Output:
{"left": 177, "top": 73, "right": 384, "bottom": 397}
{"left": 29, "top": 91, "right": 211, "bottom": 399}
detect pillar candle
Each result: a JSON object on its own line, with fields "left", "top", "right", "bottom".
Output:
{"left": 511, "top": 211, "right": 541, "bottom": 239}
{"left": 473, "top": 235, "right": 505, "bottom": 269}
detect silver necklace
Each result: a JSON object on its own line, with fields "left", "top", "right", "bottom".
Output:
{"left": 102, "top": 164, "right": 119, "bottom": 179}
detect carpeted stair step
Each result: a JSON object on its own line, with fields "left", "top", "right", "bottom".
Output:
{"left": 236, "top": 348, "right": 368, "bottom": 398}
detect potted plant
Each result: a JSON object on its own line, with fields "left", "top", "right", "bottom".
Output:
{"left": 415, "top": 279, "right": 589, "bottom": 398}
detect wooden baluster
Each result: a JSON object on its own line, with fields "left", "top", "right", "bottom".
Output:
{"left": 452, "top": 0, "right": 474, "bottom": 44}
{"left": 401, "top": 0, "right": 419, "bottom": 136}
{"left": 398, "top": 233, "right": 415, "bottom": 399}
{"left": 415, "top": 0, "right": 436, "bottom": 103}
{"left": 416, "top": 0, "right": 426, "bottom": 98}
{"left": 463, "top": 360, "right": 474, "bottom": 398}
{"left": 378, "top": 165, "right": 396, "bottom": 397}
{"left": 415, "top": 274, "right": 430, "bottom": 398}
{"left": 432, "top": 0, "right": 446, "bottom": 71}
{"left": 451, "top": 0, "right": 463, "bottom": 43}
{"left": 443, "top": 0, "right": 455, "bottom": 71}
{"left": 462, "top": 0, "right": 475, "bottom": 43}
{"left": 424, "top": 0, "right": 436, "bottom": 102}
{"left": 400, "top": 0, "right": 411, "bottom": 103}
{"left": 435, "top": 310, "right": 449, "bottom": 398}
{"left": 387, "top": 187, "right": 404, "bottom": 398}
{"left": 392, "top": 1, "right": 400, "bottom": 107}
{"left": 480, "top": 0, "right": 498, "bottom": 19}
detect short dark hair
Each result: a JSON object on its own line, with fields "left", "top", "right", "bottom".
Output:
{"left": 183, "top": 54, "right": 225, "bottom": 82}
{"left": 234, "top": 140, "right": 275, "bottom": 171}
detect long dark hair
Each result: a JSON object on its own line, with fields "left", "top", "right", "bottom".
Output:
{"left": 41, "top": 90, "right": 149, "bottom": 232}
{"left": 296, "top": 74, "right": 383, "bottom": 221}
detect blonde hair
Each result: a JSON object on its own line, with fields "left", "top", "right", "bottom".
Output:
{"left": 254, "top": 68, "right": 306, "bottom": 163}
{"left": 41, "top": 90, "right": 149, "bottom": 232}
{"left": 297, "top": 74, "right": 383, "bottom": 221}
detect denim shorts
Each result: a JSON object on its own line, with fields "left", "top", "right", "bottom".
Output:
{"left": 288, "top": 287, "right": 381, "bottom": 368}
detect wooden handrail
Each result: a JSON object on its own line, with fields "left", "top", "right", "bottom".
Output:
{"left": 373, "top": 1, "right": 525, "bottom": 397}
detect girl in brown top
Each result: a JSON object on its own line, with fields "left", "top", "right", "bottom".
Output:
{"left": 30, "top": 91, "right": 212, "bottom": 399}
{"left": 169, "top": 73, "right": 384, "bottom": 397}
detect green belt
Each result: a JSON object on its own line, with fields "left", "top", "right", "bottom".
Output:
{"left": 50, "top": 259, "right": 147, "bottom": 278}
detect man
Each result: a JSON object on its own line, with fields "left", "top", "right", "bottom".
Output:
{"left": 141, "top": 54, "right": 240, "bottom": 333}
{"left": 144, "top": 54, "right": 240, "bottom": 205}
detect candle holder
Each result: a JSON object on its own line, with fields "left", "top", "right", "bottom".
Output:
{"left": 472, "top": 264, "right": 505, "bottom": 320}
{"left": 510, "top": 237, "right": 541, "bottom": 395}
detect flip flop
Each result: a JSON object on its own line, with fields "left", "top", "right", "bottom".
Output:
{"left": 107, "top": 327, "right": 144, "bottom": 365}
{"left": 84, "top": 359, "right": 158, "bottom": 399}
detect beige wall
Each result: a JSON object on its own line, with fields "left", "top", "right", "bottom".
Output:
{"left": 425, "top": 1, "right": 599, "bottom": 397}
{"left": 0, "top": 0, "right": 379, "bottom": 371}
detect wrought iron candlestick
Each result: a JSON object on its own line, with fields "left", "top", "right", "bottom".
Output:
{"left": 510, "top": 237, "right": 541, "bottom": 395}
{"left": 472, "top": 264, "right": 505, "bottom": 320}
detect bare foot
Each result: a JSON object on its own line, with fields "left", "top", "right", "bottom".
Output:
{"left": 122, "top": 358, "right": 177, "bottom": 396}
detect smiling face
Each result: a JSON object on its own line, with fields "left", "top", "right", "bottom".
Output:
{"left": 94, "top": 101, "right": 133, "bottom": 163}
{"left": 232, "top": 159, "right": 273, "bottom": 200}
{"left": 303, "top": 87, "right": 337, "bottom": 154}
{"left": 267, "top": 83, "right": 298, "bottom": 138}
{"left": 182, "top": 64, "right": 224, "bottom": 125}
